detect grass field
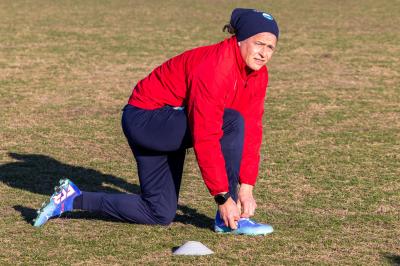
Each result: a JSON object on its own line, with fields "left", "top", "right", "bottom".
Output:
{"left": 1, "top": 0, "right": 399, "bottom": 264}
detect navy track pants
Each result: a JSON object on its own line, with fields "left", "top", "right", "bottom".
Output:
{"left": 75, "top": 104, "right": 244, "bottom": 225}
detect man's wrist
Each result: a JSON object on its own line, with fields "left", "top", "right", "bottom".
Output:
{"left": 240, "top": 183, "right": 254, "bottom": 192}
{"left": 214, "top": 192, "right": 231, "bottom": 205}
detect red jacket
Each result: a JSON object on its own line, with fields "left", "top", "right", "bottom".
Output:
{"left": 128, "top": 36, "right": 268, "bottom": 196}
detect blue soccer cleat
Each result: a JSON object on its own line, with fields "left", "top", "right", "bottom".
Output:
{"left": 33, "top": 178, "right": 81, "bottom": 227}
{"left": 214, "top": 211, "right": 274, "bottom": 235}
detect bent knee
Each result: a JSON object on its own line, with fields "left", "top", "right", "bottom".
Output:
{"left": 155, "top": 212, "right": 176, "bottom": 226}
{"left": 150, "top": 204, "right": 177, "bottom": 226}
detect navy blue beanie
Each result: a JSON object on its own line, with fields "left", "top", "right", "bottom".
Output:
{"left": 229, "top": 8, "right": 279, "bottom": 41}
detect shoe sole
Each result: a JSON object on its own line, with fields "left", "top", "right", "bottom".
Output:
{"left": 214, "top": 226, "right": 273, "bottom": 236}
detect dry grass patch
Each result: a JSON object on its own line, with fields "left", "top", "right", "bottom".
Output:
{"left": 1, "top": 0, "right": 399, "bottom": 265}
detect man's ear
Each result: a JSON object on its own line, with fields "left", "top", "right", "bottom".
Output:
{"left": 238, "top": 42, "right": 241, "bottom": 47}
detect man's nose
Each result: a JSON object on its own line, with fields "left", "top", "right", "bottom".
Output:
{"left": 259, "top": 47, "right": 267, "bottom": 58}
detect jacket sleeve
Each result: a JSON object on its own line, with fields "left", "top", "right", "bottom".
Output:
{"left": 239, "top": 76, "right": 268, "bottom": 186}
{"left": 187, "top": 70, "right": 230, "bottom": 196}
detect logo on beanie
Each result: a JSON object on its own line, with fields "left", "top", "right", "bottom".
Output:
{"left": 262, "top": 13, "right": 273, "bottom": 20}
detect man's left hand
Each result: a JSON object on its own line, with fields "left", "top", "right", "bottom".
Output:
{"left": 237, "top": 184, "right": 257, "bottom": 218}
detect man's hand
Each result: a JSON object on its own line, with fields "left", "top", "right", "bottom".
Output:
{"left": 237, "top": 184, "right": 257, "bottom": 218}
{"left": 218, "top": 197, "right": 240, "bottom": 229}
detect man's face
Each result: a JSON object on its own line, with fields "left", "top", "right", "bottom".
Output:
{"left": 238, "top": 32, "right": 277, "bottom": 71}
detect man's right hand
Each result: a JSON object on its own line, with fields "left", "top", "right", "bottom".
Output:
{"left": 218, "top": 197, "right": 240, "bottom": 229}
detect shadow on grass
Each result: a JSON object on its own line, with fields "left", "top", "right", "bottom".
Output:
{"left": 0, "top": 152, "right": 140, "bottom": 195}
{"left": 384, "top": 253, "right": 400, "bottom": 266}
{"left": 13, "top": 205, "right": 37, "bottom": 224}
{"left": 4, "top": 153, "right": 213, "bottom": 229}
{"left": 175, "top": 205, "right": 214, "bottom": 230}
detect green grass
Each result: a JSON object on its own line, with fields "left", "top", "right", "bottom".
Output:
{"left": 1, "top": 0, "right": 399, "bottom": 264}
